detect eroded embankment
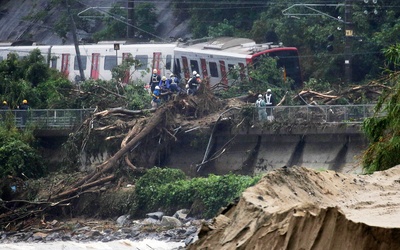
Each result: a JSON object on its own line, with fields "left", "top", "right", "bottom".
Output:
{"left": 188, "top": 166, "right": 400, "bottom": 250}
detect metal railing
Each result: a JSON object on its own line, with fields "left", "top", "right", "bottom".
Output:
{"left": 0, "top": 109, "right": 94, "bottom": 129}
{"left": 253, "top": 104, "right": 377, "bottom": 123}
{"left": 0, "top": 105, "right": 379, "bottom": 131}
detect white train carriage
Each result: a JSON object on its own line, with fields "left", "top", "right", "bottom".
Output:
{"left": 173, "top": 37, "right": 302, "bottom": 88}
{"left": 49, "top": 42, "right": 177, "bottom": 83}
{"left": 0, "top": 45, "right": 52, "bottom": 64}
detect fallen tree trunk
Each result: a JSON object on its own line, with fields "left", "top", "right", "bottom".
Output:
{"left": 71, "top": 104, "right": 168, "bottom": 189}
{"left": 50, "top": 174, "right": 115, "bottom": 200}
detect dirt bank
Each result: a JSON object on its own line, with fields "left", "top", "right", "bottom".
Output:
{"left": 189, "top": 166, "right": 400, "bottom": 250}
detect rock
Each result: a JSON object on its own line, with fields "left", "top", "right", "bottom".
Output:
{"left": 146, "top": 211, "right": 164, "bottom": 220}
{"left": 74, "top": 226, "right": 91, "bottom": 233}
{"left": 116, "top": 214, "right": 130, "bottom": 227}
{"left": 88, "top": 230, "right": 101, "bottom": 238}
{"left": 61, "top": 234, "right": 71, "bottom": 241}
{"left": 142, "top": 218, "right": 161, "bottom": 225}
{"left": 161, "top": 216, "right": 182, "bottom": 227}
{"left": 173, "top": 209, "right": 189, "bottom": 220}
{"left": 45, "top": 232, "right": 60, "bottom": 241}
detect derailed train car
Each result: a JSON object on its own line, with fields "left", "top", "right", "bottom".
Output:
{"left": 0, "top": 37, "right": 302, "bottom": 88}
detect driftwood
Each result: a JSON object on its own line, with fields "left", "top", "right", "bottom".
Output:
{"left": 295, "top": 83, "right": 390, "bottom": 105}
{"left": 2, "top": 80, "right": 387, "bottom": 230}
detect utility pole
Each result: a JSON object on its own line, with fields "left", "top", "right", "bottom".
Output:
{"left": 127, "top": 0, "right": 135, "bottom": 39}
{"left": 344, "top": 0, "right": 353, "bottom": 84}
{"left": 66, "top": 0, "right": 85, "bottom": 81}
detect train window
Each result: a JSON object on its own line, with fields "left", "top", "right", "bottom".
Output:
{"left": 135, "top": 55, "right": 148, "bottom": 70}
{"left": 74, "top": 56, "right": 87, "bottom": 70}
{"left": 104, "top": 56, "right": 117, "bottom": 70}
{"left": 190, "top": 60, "right": 199, "bottom": 74}
{"left": 175, "top": 59, "right": 181, "bottom": 74}
{"left": 209, "top": 62, "right": 219, "bottom": 77}
{"left": 50, "top": 57, "right": 57, "bottom": 69}
{"left": 228, "top": 64, "right": 235, "bottom": 71}
{"left": 166, "top": 55, "right": 172, "bottom": 70}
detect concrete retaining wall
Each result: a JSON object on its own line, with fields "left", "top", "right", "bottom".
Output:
{"left": 166, "top": 132, "right": 367, "bottom": 176}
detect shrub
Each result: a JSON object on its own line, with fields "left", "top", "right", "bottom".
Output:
{"left": 132, "top": 168, "right": 261, "bottom": 219}
{"left": 0, "top": 116, "right": 45, "bottom": 179}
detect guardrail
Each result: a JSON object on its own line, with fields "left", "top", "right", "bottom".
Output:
{"left": 0, "top": 105, "right": 379, "bottom": 131}
{"left": 0, "top": 109, "right": 94, "bottom": 129}
{"left": 253, "top": 104, "right": 377, "bottom": 123}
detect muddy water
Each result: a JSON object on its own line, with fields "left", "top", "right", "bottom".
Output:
{"left": 0, "top": 239, "right": 184, "bottom": 250}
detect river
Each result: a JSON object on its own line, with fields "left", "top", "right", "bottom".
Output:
{"left": 0, "top": 239, "right": 184, "bottom": 250}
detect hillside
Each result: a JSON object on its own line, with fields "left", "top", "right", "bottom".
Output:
{"left": 0, "top": 0, "right": 189, "bottom": 45}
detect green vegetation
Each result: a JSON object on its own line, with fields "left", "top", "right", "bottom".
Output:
{"left": 132, "top": 167, "right": 261, "bottom": 218}
{"left": 362, "top": 44, "right": 400, "bottom": 173}
{"left": 0, "top": 115, "right": 45, "bottom": 179}
{"left": 0, "top": 49, "right": 75, "bottom": 109}
{"left": 0, "top": 48, "right": 72, "bottom": 181}
{"left": 218, "top": 57, "right": 294, "bottom": 102}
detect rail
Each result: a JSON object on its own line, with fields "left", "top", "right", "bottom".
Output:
{"left": 252, "top": 104, "right": 377, "bottom": 123}
{"left": 0, "top": 109, "right": 94, "bottom": 129}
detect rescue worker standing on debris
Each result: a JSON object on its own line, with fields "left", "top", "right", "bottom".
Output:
{"left": 151, "top": 86, "right": 161, "bottom": 109}
{"left": 149, "top": 69, "right": 161, "bottom": 93}
{"left": 159, "top": 76, "right": 170, "bottom": 102}
{"left": 168, "top": 73, "right": 180, "bottom": 94}
{"left": 265, "top": 89, "right": 275, "bottom": 121}
{"left": 255, "top": 94, "right": 267, "bottom": 121}
{"left": 188, "top": 73, "right": 201, "bottom": 95}
{"left": 186, "top": 71, "right": 197, "bottom": 94}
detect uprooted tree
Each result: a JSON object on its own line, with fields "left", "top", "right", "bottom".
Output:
{"left": 0, "top": 80, "right": 229, "bottom": 229}
{"left": 0, "top": 72, "right": 392, "bottom": 230}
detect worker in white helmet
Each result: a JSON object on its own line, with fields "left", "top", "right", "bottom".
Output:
{"left": 255, "top": 94, "right": 267, "bottom": 121}
{"left": 265, "top": 89, "right": 275, "bottom": 121}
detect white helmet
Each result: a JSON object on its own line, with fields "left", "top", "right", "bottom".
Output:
{"left": 258, "top": 94, "right": 262, "bottom": 98}
{"left": 162, "top": 76, "right": 167, "bottom": 81}
{"left": 153, "top": 69, "right": 158, "bottom": 74}
{"left": 192, "top": 71, "right": 197, "bottom": 75}
{"left": 196, "top": 74, "right": 200, "bottom": 77}
{"left": 267, "top": 89, "right": 271, "bottom": 92}
{"left": 155, "top": 86, "right": 160, "bottom": 89}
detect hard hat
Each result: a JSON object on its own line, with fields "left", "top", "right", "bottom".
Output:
{"left": 196, "top": 74, "right": 200, "bottom": 77}
{"left": 192, "top": 71, "right": 197, "bottom": 75}
{"left": 267, "top": 89, "right": 271, "bottom": 92}
{"left": 155, "top": 86, "right": 160, "bottom": 89}
{"left": 170, "top": 73, "right": 174, "bottom": 77}
{"left": 23, "top": 100, "right": 28, "bottom": 104}
{"left": 2, "top": 101, "right": 6, "bottom": 105}
{"left": 162, "top": 76, "right": 167, "bottom": 81}
{"left": 153, "top": 69, "right": 158, "bottom": 74}
{"left": 258, "top": 94, "right": 262, "bottom": 98}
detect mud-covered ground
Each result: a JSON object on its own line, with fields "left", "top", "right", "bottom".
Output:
{"left": 189, "top": 165, "right": 400, "bottom": 250}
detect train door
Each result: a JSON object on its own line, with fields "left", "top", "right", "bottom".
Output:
{"left": 152, "top": 52, "right": 161, "bottom": 74}
{"left": 182, "top": 56, "right": 190, "bottom": 80}
{"left": 61, "top": 54, "right": 70, "bottom": 78}
{"left": 219, "top": 60, "right": 228, "bottom": 85}
{"left": 238, "top": 63, "right": 245, "bottom": 81}
{"left": 122, "top": 53, "right": 131, "bottom": 84}
{"left": 200, "top": 58, "right": 209, "bottom": 87}
{"left": 91, "top": 53, "right": 100, "bottom": 80}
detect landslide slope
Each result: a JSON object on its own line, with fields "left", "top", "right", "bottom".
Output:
{"left": 189, "top": 166, "right": 400, "bottom": 250}
{"left": 0, "top": 0, "right": 189, "bottom": 44}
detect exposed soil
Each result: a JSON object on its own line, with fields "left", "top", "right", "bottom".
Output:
{"left": 188, "top": 165, "right": 400, "bottom": 250}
